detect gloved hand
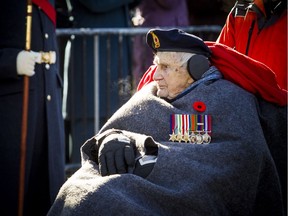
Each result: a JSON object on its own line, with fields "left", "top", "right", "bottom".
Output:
{"left": 98, "top": 133, "right": 136, "bottom": 176}
{"left": 94, "top": 129, "right": 159, "bottom": 178}
{"left": 16, "top": 50, "right": 39, "bottom": 76}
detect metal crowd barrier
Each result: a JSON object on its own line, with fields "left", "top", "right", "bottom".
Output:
{"left": 56, "top": 26, "right": 222, "bottom": 175}
{"left": 56, "top": 26, "right": 222, "bottom": 37}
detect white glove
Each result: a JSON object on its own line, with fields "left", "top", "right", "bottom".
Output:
{"left": 16, "top": 50, "right": 39, "bottom": 76}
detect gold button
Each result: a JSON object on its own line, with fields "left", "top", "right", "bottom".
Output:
{"left": 47, "top": 95, "right": 51, "bottom": 101}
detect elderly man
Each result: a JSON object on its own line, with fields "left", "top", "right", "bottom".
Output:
{"left": 48, "top": 29, "right": 285, "bottom": 216}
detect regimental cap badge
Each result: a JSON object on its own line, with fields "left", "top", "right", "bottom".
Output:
{"left": 150, "top": 31, "right": 160, "bottom": 49}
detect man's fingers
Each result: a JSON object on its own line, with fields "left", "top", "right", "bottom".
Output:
{"left": 115, "top": 149, "right": 126, "bottom": 174}
{"left": 106, "top": 151, "right": 116, "bottom": 175}
{"left": 124, "top": 145, "right": 135, "bottom": 173}
{"left": 99, "top": 154, "right": 108, "bottom": 176}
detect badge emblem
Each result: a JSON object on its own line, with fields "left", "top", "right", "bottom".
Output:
{"left": 150, "top": 31, "right": 160, "bottom": 49}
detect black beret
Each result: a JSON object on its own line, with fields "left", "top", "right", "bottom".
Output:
{"left": 146, "top": 28, "right": 211, "bottom": 57}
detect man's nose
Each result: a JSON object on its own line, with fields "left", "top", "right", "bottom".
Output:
{"left": 153, "top": 66, "right": 162, "bottom": 81}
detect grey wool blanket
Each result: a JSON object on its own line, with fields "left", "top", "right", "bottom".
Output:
{"left": 48, "top": 68, "right": 285, "bottom": 216}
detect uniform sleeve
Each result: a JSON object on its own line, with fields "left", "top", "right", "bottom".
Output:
{"left": 78, "top": 0, "right": 134, "bottom": 13}
{"left": 216, "top": 9, "right": 236, "bottom": 48}
{"left": 0, "top": 48, "right": 21, "bottom": 80}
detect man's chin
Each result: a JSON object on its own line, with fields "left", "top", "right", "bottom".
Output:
{"left": 157, "top": 90, "right": 168, "bottom": 98}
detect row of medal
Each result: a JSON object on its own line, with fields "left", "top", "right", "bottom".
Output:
{"left": 169, "top": 131, "right": 211, "bottom": 144}
{"left": 169, "top": 114, "right": 212, "bottom": 144}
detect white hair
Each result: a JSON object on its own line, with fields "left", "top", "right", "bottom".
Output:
{"left": 153, "top": 52, "right": 194, "bottom": 68}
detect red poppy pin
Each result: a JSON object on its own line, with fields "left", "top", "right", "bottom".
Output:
{"left": 193, "top": 101, "right": 206, "bottom": 112}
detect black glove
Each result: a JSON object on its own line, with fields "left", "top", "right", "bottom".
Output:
{"left": 98, "top": 133, "right": 136, "bottom": 176}
{"left": 94, "top": 129, "right": 159, "bottom": 178}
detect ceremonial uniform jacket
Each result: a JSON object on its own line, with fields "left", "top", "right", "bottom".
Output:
{"left": 217, "top": 0, "right": 287, "bottom": 90}
{"left": 0, "top": 0, "right": 65, "bottom": 215}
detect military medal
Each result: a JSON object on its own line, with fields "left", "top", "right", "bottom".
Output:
{"left": 176, "top": 114, "right": 183, "bottom": 142}
{"left": 169, "top": 131, "right": 177, "bottom": 142}
{"left": 176, "top": 132, "right": 183, "bottom": 143}
{"left": 190, "top": 132, "right": 196, "bottom": 144}
{"left": 170, "top": 114, "right": 212, "bottom": 144}
{"left": 181, "top": 114, "right": 190, "bottom": 143}
{"left": 202, "top": 115, "right": 212, "bottom": 144}
{"left": 202, "top": 133, "right": 211, "bottom": 144}
{"left": 182, "top": 131, "right": 190, "bottom": 143}
{"left": 195, "top": 133, "right": 203, "bottom": 144}
{"left": 169, "top": 115, "right": 176, "bottom": 142}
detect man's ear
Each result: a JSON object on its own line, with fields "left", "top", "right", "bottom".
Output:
{"left": 187, "top": 76, "right": 194, "bottom": 85}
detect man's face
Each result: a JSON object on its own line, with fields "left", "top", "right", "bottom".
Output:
{"left": 153, "top": 53, "right": 193, "bottom": 99}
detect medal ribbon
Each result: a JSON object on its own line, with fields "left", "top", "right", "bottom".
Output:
{"left": 197, "top": 115, "right": 204, "bottom": 132}
{"left": 182, "top": 114, "right": 186, "bottom": 135}
{"left": 176, "top": 114, "right": 181, "bottom": 134}
{"left": 190, "top": 114, "right": 196, "bottom": 132}
{"left": 185, "top": 114, "right": 189, "bottom": 134}
{"left": 170, "top": 114, "right": 175, "bottom": 134}
{"left": 204, "top": 115, "right": 212, "bottom": 134}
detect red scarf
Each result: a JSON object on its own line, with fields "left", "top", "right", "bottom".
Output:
{"left": 137, "top": 42, "right": 287, "bottom": 106}
{"left": 32, "top": 0, "right": 56, "bottom": 26}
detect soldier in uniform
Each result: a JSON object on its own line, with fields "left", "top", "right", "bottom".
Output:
{"left": 0, "top": 0, "right": 65, "bottom": 215}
